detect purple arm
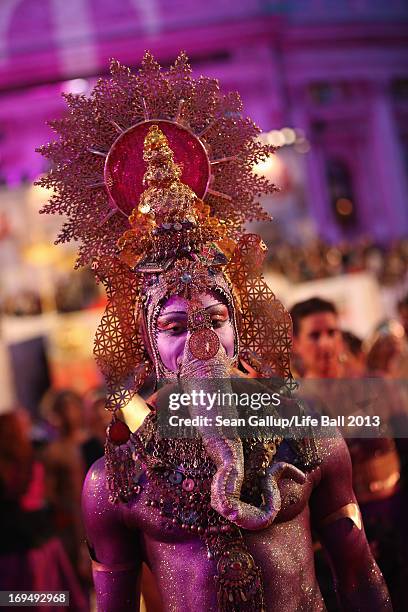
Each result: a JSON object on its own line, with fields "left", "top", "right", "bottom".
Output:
{"left": 310, "top": 437, "right": 392, "bottom": 611}
{"left": 81, "top": 458, "right": 142, "bottom": 612}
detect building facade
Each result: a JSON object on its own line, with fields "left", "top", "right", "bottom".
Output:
{"left": 0, "top": 0, "right": 407, "bottom": 244}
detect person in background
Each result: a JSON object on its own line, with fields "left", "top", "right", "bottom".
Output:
{"left": 290, "top": 297, "right": 343, "bottom": 379}
{"left": 366, "top": 320, "right": 407, "bottom": 379}
{"left": 290, "top": 297, "right": 406, "bottom": 609}
{"left": 342, "top": 330, "right": 366, "bottom": 378}
{"left": 81, "top": 387, "right": 111, "bottom": 472}
{"left": 0, "top": 410, "right": 88, "bottom": 611}
{"left": 41, "top": 390, "right": 86, "bottom": 568}
{"left": 365, "top": 320, "right": 408, "bottom": 481}
{"left": 364, "top": 322, "right": 408, "bottom": 607}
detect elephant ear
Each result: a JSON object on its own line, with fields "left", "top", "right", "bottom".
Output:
{"left": 226, "top": 234, "right": 295, "bottom": 390}
{"left": 93, "top": 257, "right": 152, "bottom": 411}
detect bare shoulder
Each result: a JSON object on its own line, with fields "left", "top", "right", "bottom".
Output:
{"left": 83, "top": 456, "right": 106, "bottom": 491}
{"left": 316, "top": 433, "right": 352, "bottom": 478}
{"left": 82, "top": 457, "right": 121, "bottom": 528}
{"left": 82, "top": 457, "right": 143, "bottom": 565}
{"left": 310, "top": 432, "right": 355, "bottom": 523}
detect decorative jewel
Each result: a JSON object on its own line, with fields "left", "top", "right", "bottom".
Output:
{"left": 164, "top": 258, "right": 214, "bottom": 300}
{"left": 139, "top": 203, "right": 151, "bottom": 214}
{"left": 216, "top": 546, "right": 264, "bottom": 611}
{"left": 188, "top": 307, "right": 212, "bottom": 330}
{"left": 189, "top": 328, "right": 220, "bottom": 361}
{"left": 180, "top": 272, "right": 192, "bottom": 284}
{"left": 169, "top": 471, "right": 183, "bottom": 485}
{"left": 182, "top": 478, "right": 195, "bottom": 492}
{"left": 108, "top": 419, "right": 131, "bottom": 445}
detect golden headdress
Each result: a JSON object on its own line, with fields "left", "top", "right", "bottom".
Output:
{"left": 37, "top": 51, "right": 293, "bottom": 411}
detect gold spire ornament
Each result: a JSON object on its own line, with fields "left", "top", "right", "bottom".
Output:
{"left": 138, "top": 124, "right": 206, "bottom": 226}
{"left": 118, "top": 124, "right": 228, "bottom": 271}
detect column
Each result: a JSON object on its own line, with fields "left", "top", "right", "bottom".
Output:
{"left": 369, "top": 80, "right": 408, "bottom": 240}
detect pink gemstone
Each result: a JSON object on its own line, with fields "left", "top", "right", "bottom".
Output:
{"left": 182, "top": 478, "right": 195, "bottom": 492}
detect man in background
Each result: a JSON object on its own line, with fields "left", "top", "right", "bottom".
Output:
{"left": 290, "top": 297, "right": 343, "bottom": 379}
{"left": 290, "top": 296, "right": 405, "bottom": 609}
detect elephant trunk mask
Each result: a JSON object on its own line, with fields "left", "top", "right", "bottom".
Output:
{"left": 142, "top": 266, "right": 305, "bottom": 531}
{"left": 179, "top": 326, "right": 305, "bottom": 531}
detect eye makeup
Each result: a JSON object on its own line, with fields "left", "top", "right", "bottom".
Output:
{"left": 157, "top": 302, "right": 230, "bottom": 334}
{"left": 151, "top": 287, "right": 239, "bottom": 378}
{"left": 206, "top": 303, "right": 229, "bottom": 328}
{"left": 157, "top": 313, "right": 188, "bottom": 336}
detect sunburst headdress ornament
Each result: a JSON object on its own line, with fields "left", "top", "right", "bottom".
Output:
{"left": 37, "top": 51, "right": 294, "bottom": 431}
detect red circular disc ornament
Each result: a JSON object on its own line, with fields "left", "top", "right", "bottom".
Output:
{"left": 104, "top": 120, "right": 211, "bottom": 216}
{"left": 188, "top": 328, "right": 220, "bottom": 360}
{"left": 108, "top": 420, "right": 131, "bottom": 445}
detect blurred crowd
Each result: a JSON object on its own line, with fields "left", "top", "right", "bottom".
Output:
{"left": 290, "top": 295, "right": 408, "bottom": 610}
{"left": 0, "top": 388, "right": 110, "bottom": 611}
{"left": 4, "top": 237, "right": 408, "bottom": 319}
{"left": 1, "top": 269, "right": 102, "bottom": 317}
{"left": 266, "top": 237, "right": 408, "bottom": 287}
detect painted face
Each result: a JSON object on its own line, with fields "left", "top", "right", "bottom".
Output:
{"left": 156, "top": 292, "right": 236, "bottom": 373}
{"left": 294, "top": 312, "right": 343, "bottom": 378}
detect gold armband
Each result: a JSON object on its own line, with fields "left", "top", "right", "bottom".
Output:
{"left": 320, "top": 503, "right": 362, "bottom": 530}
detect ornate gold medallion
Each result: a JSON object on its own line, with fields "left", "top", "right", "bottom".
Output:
{"left": 188, "top": 328, "right": 220, "bottom": 360}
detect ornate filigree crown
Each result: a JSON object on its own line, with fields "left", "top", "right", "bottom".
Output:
{"left": 37, "top": 52, "right": 294, "bottom": 410}
{"left": 36, "top": 51, "right": 276, "bottom": 274}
